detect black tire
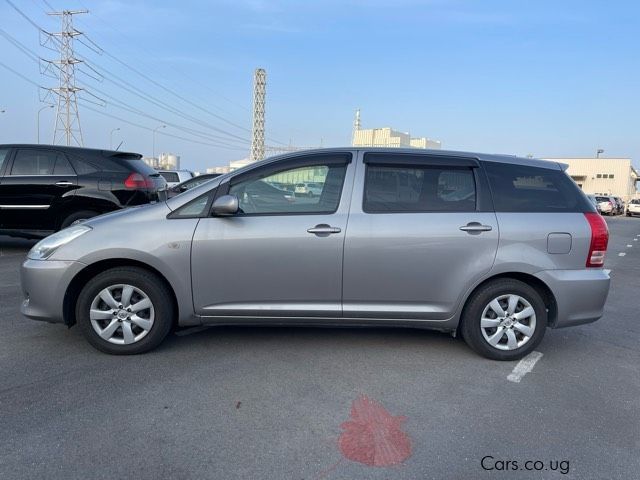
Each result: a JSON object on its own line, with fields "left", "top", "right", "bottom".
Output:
{"left": 460, "top": 279, "right": 547, "bottom": 361}
{"left": 60, "top": 210, "right": 99, "bottom": 229}
{"left": 76, "top": 267, "right": 174, "bottom": 355}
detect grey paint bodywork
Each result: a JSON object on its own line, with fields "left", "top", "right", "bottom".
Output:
{"left": 20, "top": 147, "right": 610, "bottom": 332}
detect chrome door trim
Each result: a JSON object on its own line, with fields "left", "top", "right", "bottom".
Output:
{"left": 0, "top": 204, "right": 50, "bottom": 209}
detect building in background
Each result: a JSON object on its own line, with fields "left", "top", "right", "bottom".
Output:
{"left": 206, "top": 166, "right": 232, "bottom": 175}
{"left": 543, "top": 157, "right": 639, "bottom": 201}
{"left": 143, "top": 153, "right": 181, "bottom": 170}
{"left": 351, "top": 109, "right": 441, "bottom": 150}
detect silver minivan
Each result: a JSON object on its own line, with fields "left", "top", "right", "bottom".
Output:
{"left": 20, "top": 148, "right": 611, "bottom": 360}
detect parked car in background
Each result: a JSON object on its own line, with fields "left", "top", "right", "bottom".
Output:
{"left": 0, "top": 145, "right": 166, "bottom": 239}
{"left": 294, "top": 182, "right": 323, "bottom": 197}
{"left": 596, "top": 196, "right": 616, "bottom": 215}
{"left": 158, "top": 169, "right": 194, "bottom": 188}
{"left": 586, "top": 194, "right": 601, "bottom": 214}
{"left": 627, "top": 198, "right": 640, "bottom": 217}
{"left": 613, "top": 197, "right": 625, "bottom": 215}
{"left": 166, "top": 173, "right": 221, "bottom": 198}
{"left": 21, "top": 148, "right": 610, "bottom": 361}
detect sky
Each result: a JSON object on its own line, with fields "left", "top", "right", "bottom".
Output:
{"left": 0, "top": 0, "right": 638, "bottom": 171}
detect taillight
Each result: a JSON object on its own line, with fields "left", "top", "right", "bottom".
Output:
{"left": 584, "top": 212, "right": 609, "bottom": 267}
{"left": 124, "top": 172, "right": 154, "bottom": 189}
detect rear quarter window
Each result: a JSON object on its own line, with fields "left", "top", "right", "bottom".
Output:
{"left": 160, "top": 172, "right": 180, "bottom": 182}
{"left": 483, "top": 162, "right": 593, "bottom": 213}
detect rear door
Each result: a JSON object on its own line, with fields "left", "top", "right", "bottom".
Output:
{"left": 0, "top": 148, "right": 77, "bottom": 230}
{"left": 342, "top": 152, "right": 499, "bottom": 320}
{"left": 0, "top": 147, "right": 13, "bottom": 228}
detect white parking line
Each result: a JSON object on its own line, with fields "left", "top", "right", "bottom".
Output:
{"left": 507, "top": 351, "right": 543, "bottom": 383}
{"left": 619, "top": 252, "right": 627, "bottom": 257}
{"left": 627, "top": 244, "right": 633, "bottom": 247}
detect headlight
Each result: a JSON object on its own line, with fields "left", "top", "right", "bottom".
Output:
{"left": 28, "top": 224, "right": 92, "bottom": 260}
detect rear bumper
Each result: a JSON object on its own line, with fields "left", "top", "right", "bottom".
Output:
{"left": 534, "top": 268, "right": 610, "bottom": 328}
{"left": 20, "top": 259, "right": 86, "bottom": 324}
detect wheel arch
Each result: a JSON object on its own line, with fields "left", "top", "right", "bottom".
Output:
{"left": 459, "top": 272, "right": 558, "bottom": 329}
{"left": 63, "top": 258, "right": 180, "bottom": 328}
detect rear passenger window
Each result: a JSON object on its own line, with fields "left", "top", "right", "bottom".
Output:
{"left": 11, "top": 150, "right": 57, "bottom": 175}
{"left": 364, "top": 165, "right": 476, "bottom": 213}
{"left": 160, "top": 172, "right": 180, "bottom": 183}
{"left": 0, "top": 149, "right": 9, "bottom": 174}
{"left": 484, "top": 163, "right": 592, "bottom": 212}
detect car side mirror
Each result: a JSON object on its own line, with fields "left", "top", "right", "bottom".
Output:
{"left": 211, "top": 194, "right": 239, "bottom": 216}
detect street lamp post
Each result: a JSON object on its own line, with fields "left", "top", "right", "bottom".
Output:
{"left": 596, "top": 149, "right": 604, "bottom": 158}
{"left": 37, "top": 105, "right": 53, "bottom": 144}
{"left": 152, "top": 124, "right": 166, "bottom": 159}
{"left": 110, "top": 127, "right": 121, "bottom": 150}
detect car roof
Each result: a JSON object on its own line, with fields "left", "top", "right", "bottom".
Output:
{"left": 259, "top": 147, "right": 564, "bottom": 171}
{"left": 0, "top": 144, "right": 141, "bottom": 159}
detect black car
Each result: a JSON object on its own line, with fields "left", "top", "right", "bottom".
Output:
{"left": 0, "top": 145, "right": 166, "bottom": 239}
{"left": 166, "top": 172, "right": 221, "bottom": 198}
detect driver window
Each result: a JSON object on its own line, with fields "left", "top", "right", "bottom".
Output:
{"left": 228, "top": 162, "right": 347, "bottom": 215}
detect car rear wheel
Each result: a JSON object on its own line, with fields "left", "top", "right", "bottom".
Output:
{"left": 60, "top": 210, "right": 98, "bottom": 229}
{"left": 460, "top": 279, "right": 547, "bottom": 361}
{"left": 76, "top": 267, "right": 173, "bottom": 354}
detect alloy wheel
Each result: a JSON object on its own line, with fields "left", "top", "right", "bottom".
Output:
{"left": 480, "top": 294, "right": 536, "bottom": 351}
{"left": 89, "top": 284, "right": 155, "bottom": 345}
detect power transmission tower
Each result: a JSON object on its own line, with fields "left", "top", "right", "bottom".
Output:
{"left": 42, "top": 9, "right": 88, "bottom": 146}
{"left": 352, "top": 108, "right": 361, "bottom": 146}
{"left": 250, "top": 68, "right": 266, "bottom": 162}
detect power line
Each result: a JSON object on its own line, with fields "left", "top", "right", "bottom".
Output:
{"left": 77, "top": 56, "right": 251, "bottom": 144}
{"left": 68, "top": 0, "right": 287, "bottom": 146}
{"left": 79, "top": 102, "right": 247, "bottom": 151}
{"left": 0, "top": 60, "right": 42, "bottom": 88}
{"left": 79, "top": 82, "right": 251, "bottom": 148}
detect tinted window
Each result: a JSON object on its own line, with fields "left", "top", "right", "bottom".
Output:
{"left": 11, "top": 150, "right": 59, "bottom": 175}
{"left": 364, "top": 165, "right": 476, "bottom": 213}
{"left": 53, "top": 156, "right": 76, "bottom": 175}
{"left": 229, "top": 162, "right": 347, "bottom": 215}
{"left": 484, "top": 163, "right": 593, "bottom": 213}
{"left": 0, "top": 149, "right": 9, "bottom": 174}
{"left": 160, "top": 172, "right": 180, "bottom": 182}
{"left": 67, "top": 155, "right": 100, "bottom": 174}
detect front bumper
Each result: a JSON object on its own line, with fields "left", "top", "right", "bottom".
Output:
{"left": 20, "top": 259, "right": 86, "bottom": 324}
{"left": 534, "top": 268, "right": 611, "bottom": 328}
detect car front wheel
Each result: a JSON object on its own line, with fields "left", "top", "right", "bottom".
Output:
{"left": 76, "top": 267, "right": 174, "bottom": 354}
{"left": 460, "top": 279, "right": 547, "bottom": 361}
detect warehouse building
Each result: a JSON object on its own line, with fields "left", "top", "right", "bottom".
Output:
{"left": 543, "top": 157, "right": 639, "bottom": 201}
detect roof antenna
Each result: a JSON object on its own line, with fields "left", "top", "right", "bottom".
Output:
{"left": 116, "top": 141, "right": 123, "bottom": 151}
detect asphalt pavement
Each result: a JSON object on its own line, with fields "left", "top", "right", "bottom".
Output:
{"left": 0, "top": 217, "right": 638, "bottom": 479}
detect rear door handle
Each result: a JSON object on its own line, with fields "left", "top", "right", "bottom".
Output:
{"left": 307, "top": 224, "right": 341, "bottom": 235}
{"left": 459, "top": 222, "right": 493, "bottom": 233}
{"left": 55, "top": 181, "right": 73, "bottom": 187}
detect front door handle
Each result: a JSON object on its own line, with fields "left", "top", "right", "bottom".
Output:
{"left": 307, "top": 224, "right": 341, "bottom": 235}
{"left": 460, "top": 222, "right": 493, "bottom": 233}
{"left": 55, "top": 181, "right": 73, "bottom": 187}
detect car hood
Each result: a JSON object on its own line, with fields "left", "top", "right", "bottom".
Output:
{"left": 82, "top": 201, "right": 169, "bottom": 228}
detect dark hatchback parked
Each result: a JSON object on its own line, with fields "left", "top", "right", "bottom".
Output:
{"left": 0, "top": 145, "right": 166, "bottom": 239}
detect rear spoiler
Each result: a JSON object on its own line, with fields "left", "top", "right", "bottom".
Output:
{"left": 557, "top": 162, "right": 569, "bottom": 171}
{"left": 101, "top": 150, "right": 143, "bottom": 159}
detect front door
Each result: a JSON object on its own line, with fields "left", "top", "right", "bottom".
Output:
{"left": 191, "top": 152, "right": 354, "bottom": 319}
{"left": 343, "top": 152, "right": 499, "bottom": 320}
{"left": 0, "top": 148, "right": 77, "bottom": 231}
